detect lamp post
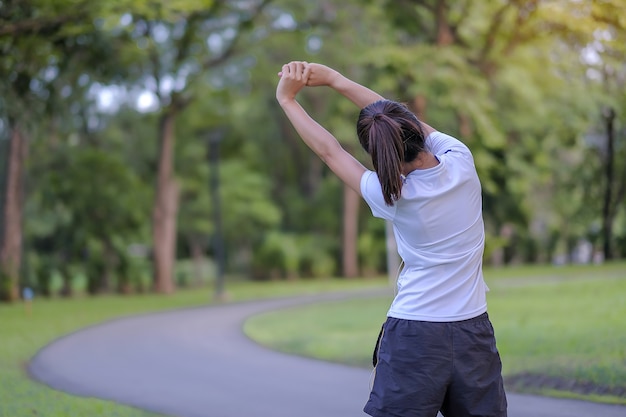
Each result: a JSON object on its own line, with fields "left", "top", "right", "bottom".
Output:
{"left": 601, "top": 107, "right": 616, "bottom": 260}
{"left": 208, "top": 128, "right": 227, "bottom": 301}
{"left": 0, "top": 134, "right": 11, "bottom": 300}
{"left": 0, "top": 136, "right": 8, "bottom": 253}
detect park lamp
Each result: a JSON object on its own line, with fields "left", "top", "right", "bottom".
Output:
{"left": 206, "top": 127, "right": 228, "bottom": 301}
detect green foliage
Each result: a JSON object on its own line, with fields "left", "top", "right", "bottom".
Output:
{"left": 252, "top": 232, "right": 304, "bottom": 280}
{"left": 357, "top": 215, "right": 387, "bottom": 276}
{"left": 48, "top": 150, "right": 147, "bottom": 231}
{"left": 219, "top": 160, "right": 282, "bottom": 243}
{"left": 251, "top": 231, "right": 338, "bottom": 280}
{"left": 30, "top": 148, "right": 151, "bottom": 294}
{"left": 2, "top": 0, "right": 626, "bottom": 299}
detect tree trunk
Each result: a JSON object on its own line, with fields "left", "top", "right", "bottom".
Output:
{"left": 412, "top": 95, "right": 428, "bottom": 120}
{"left": 0, "top": 124, "right": 26, "bottom": 302}
{"left": 152, "top": 110, "right": 179, "bottom": 294}
{"left": 458, "top": 112, "right": 473, "bottom": 139}
{"left": 435, "top": 0, "right": 455, "bottom": 46}
{"left": 342, "top": 183, "right": 360, "bottom": 278}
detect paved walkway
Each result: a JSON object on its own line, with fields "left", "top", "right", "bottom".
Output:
{"left": 29, "top": 289, "right": 626, "bottom": 417}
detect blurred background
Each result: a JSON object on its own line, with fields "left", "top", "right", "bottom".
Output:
{"left": 1, "top": 0, "right": 624, "bottom": 302}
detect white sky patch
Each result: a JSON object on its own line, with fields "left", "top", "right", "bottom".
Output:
{"left": 90, "top": 71, "right": 190, "bottom": 114}
{"left": 207, "top": 33, "right": 224, "bottom": 54}
{"left": 78, "top": 73, "right": 90, "bottom": 87}
{"left": 581, "top": 44, "right": 602, "bottom": 65}
{"left": 93, "top": 84, "right": 122, "bottom": 112}
{"left": 94, "top": 84, "right": 160, "bottom": 113}
{"left": 42, "top": 66, "right": 59, "bottom": 82}
{"left": 160, "top": 76, "right": 174, "bottom": 94}
{"left": 89, "top": 83, "right": 134, "bottom": 113}
{"left": 306, "top": 35, "right": 323, "bottom": 54}
{"left": 137, "top": 91, "right": 159, "bottom": 112}
{"left": 579, "top": 29, "right": 611, "bottom": 67}
{"left": 596, "top": 29, "right": 612, "bottom": 41}
{"left": 61, "top": 85, "right": 72, "bottom": 98}
{"left": 223, "top": 27, "right": 236, "bottom": 41}
{"left": 273, "top": 13, "right": 297, "bottom": 30}
{"left": 152, "top": 24, "right": 170, "bottom": 43}
{"left": 579, "top": 29, "right": 613, "bottom": 80}
{"left": 120, "top": 13, "right": 132, "bottom": 27}
{"left": 586, "top": 68, "right": 603, "bottom": 81}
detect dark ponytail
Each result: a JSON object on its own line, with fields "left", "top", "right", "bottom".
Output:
{"left": 357, "top": 100, "right": 426, "bottom": 206}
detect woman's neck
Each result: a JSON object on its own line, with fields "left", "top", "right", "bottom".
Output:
{"left": 402, "top": 152, "right": 439, "bottom": 176}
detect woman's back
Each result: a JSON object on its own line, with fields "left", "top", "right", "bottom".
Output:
{"left": 360, "top": 131, "right": 488, "bottom": 321}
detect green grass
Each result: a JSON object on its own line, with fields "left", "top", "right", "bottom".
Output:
{"left": 244, "top": 262, "right": 626, "bottom": 405}
{"left": 487, "top": 263, "right": 626, "bottom": 402}
{"left": 0, "top": 277, "right": 386, "bottom": 417}
{"left": 3, "top": 262, "right": 625, "bottom": 416}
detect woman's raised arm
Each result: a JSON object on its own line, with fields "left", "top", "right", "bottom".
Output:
{"left": 276, "top": 61, "right": 366, "bottom": 195}
{"left": 306, "top": 63, "right": 384, "bottom": 109}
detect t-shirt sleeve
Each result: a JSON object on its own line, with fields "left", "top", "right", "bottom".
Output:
{"left": 426, "top": 131, "right": 471, "bottom": 157}
{"left": 360, "top": 170, "right": 397, "bottom": 221}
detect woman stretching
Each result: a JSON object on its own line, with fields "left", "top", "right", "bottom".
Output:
{"left": 276, "top": 61, "right": 507, "bottom": 417}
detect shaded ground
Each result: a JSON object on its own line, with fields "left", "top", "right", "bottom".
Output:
{"left": 28, "top": 289, "right": 626, "bottom": 417}
{"left": 506, "top": 373, "right": 626, "bottom": 400}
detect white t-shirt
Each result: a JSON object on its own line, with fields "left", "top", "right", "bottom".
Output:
{"left": 360, "top": 131, "right": 488, "bottom": 322}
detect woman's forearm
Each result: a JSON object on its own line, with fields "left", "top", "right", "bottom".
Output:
{"left": 278, "top": 96, "right": 367, "bottom": 193}
{"left": 330, "top": 74, "right": 384, "bottom": 109}
{"left": 278, "top": 99, "right": 342, "bottom": 161}
{"left": 329, "top": 74, "right": 437, "bottom": 134}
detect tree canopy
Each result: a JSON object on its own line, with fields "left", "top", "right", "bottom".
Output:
{"left": 1, "top": 0, "right": 624, "bottom": 301}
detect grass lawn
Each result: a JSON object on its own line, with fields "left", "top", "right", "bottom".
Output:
{"left": 0, "top": 278, "right": 386, "bottom": 417}
{"left": 244, "top": 261, "right": 626, "bottom": 405}
{"left": 2, "top": 262, "right": 624, "bottom": 416}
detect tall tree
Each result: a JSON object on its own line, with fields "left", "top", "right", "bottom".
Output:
{"left": 360, "top": 0, "right": 624, "bottom": 264}
{"left": 589, "top": 0, "right": 626, "bottom": 259}
{"left": 250, "top": 0, "right": 392, "bottom": 277}
{"left": 116, "top": 0, "right": 271, "bottom": 293}
{"left": 0, "top": 0, "right": 104, "bottom": 300}
{"left": 0, "top": 123, "right": 26, "bottom": 301}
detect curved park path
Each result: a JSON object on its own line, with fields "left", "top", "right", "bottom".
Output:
{"left": 29, "top": 289, "right": 626, "bottom": 417}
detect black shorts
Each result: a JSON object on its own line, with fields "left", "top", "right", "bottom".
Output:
{"left": 364, "top": 313, "right": 507, "bottom": 417}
